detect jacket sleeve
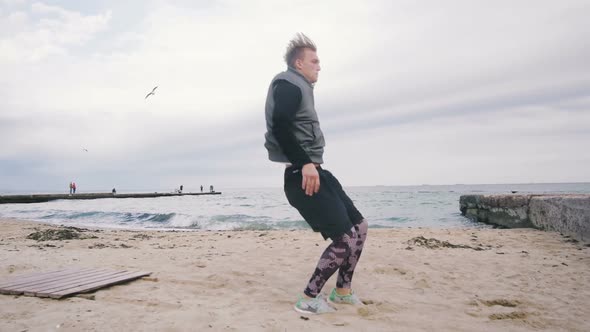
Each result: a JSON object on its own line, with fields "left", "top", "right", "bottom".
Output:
{"left": 272, "top": 80, "right": 313, "bottom": 166}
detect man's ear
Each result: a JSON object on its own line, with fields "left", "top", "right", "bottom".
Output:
{"left": 294, "top": 57, "right": 302, "bottom": 70}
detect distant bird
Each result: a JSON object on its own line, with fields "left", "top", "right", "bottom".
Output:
{"left": 145, "top": 86, "right": 158, "bottom": 99}
{"left": 82, "top": 147, "right": 88, "bottom": 152}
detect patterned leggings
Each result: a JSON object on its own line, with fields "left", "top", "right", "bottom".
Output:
{"left": 304, "top": 219, "right": 368, "bottom": 297}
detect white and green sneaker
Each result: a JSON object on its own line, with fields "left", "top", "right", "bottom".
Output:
{"left": 294, "top": 294, "right": 336, "bottom": 314}
{"left": 328, "top": 288, "right": 364, "bottom": 306}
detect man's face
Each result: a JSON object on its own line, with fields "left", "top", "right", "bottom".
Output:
{"left": 295, "top": 48, "right": 321, "bottom": 83}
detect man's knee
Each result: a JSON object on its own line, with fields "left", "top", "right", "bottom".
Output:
{"left": 332, "top": 231, "right": 355, "bottom": 251}
{"left": 356, "top": 219, "right": 368, "bottom": 232}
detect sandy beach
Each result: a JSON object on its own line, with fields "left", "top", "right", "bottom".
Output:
{"left": 1, "top": 218, "right": 589, "bottom": 332}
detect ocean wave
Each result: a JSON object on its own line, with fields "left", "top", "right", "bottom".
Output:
{"left": 6, "top": 209, "right": 178, "bottom": 228}
{"left": 136, "top": 212, "right": 175, "bottom": 223}
{"left": 6, "top": 184, "right": 568, "bottom": 230}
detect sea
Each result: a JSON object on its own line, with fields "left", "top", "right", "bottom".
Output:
{"left": 1, "top": 183, "right": 589, "bottom": 231}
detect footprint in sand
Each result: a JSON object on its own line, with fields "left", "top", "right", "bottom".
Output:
{"left": 356, "top": 301, "right": 403, "bottom": 318}
{"left": 373, "top": 265, "right": 412, "bottom": 279}
{"left": 489, "top": 311, "right": 528, "bottom": 320}
{"left": 481, "top": 299, "right": 520, "bottom": 307}
{"left": 6, "top": 264, "right": 31, "bottom": 273}
{"left": 204, "top": 274, "right": 229, "bottom": 289}
{"left": 413, "top": 278, "right": 430, "bottom": 289}
{"left": 193, "top": 262, "right": 207, "bottom": 268}
{"left": 467, "top": 298, "right": 537, "bottom": 322}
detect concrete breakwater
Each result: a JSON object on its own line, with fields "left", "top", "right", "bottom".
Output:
{"left": 460, "top": 194, "right": 590, "bottom": 242}
{"left": 0, "top": 192, "right": 221, "bottom": 204}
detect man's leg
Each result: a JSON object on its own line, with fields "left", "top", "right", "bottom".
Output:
{"left": 336, "top": 219, "right": 368, "bottom": 290}
{"left": 284, "top": 166, "right": 356, "bottom": 314}
{"left": 303, "top": 229, "right": 357, "bottom": 297}
{"left": 319, "top": 169, "right": 368, "bottom": 302}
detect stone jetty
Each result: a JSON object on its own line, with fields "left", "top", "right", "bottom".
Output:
{"left": 460, "top": 194, "right": 590, "bottom": 242}
{"left": 0, "top": 192, "right": 221, "bottom": 204}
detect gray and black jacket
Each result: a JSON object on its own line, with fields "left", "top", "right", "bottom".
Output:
{"left": 264, "top": 67, "right": 326, "bottom": 166}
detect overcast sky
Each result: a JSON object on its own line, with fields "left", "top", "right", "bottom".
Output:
{"left": 1, "top": 0, "right": 589, "bottom": 192}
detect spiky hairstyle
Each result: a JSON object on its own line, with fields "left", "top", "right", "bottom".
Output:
{"left": 284, "top": 33, "right": 317, "bottom": 67}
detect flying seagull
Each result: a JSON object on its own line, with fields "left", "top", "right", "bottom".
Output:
{"left": 145, "top": 86, "right": 158, "bottom": 99}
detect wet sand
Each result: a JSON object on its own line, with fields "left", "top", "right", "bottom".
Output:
{"left": 1, "top": 218, "right": 589, "bottom": 331}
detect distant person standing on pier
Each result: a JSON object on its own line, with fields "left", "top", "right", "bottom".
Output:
{"left": 180, "top": 185, "right": 183, "bottom": 193}
{"left": 209, "top": 185, "right": 213, "bottom": 192}
{"left": 69, "top": 182, "right": 73, "bottom": 195}
{"left": 263, "top": 33, "right": 368, "bottom": 314}
{"left": 112, "top": 188, "right": 117, "bottom": 195}
{"left": 72, "top": 182, "right": 77, "bottom": 194}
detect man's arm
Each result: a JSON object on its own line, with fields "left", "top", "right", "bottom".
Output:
{"left": 272, "top": 80, "right": 313, "bottom": 166}
{"left": 272, "top": 80, "right": 320, "bottom": 196}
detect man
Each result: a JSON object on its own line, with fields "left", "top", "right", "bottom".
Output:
{"left": 264, "top": 33, "right": 368, "bottom": 315}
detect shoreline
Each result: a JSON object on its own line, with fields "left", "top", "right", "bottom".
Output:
{"left": 1, "top": 217, "right": 589, "bottom": 331}
{"left": 0, "top": 215, "right": 490, "bottom": 233}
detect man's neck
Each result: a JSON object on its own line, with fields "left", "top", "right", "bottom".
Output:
{"left": 287, "top": 66, "right": 314, "bottom": 87}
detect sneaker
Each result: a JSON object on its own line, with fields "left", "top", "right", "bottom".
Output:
{"left": 294, "top": 294, "right": 336, "bottom": 314}
{"left": 328, "top": 288, "right": 364, "bottom": 306}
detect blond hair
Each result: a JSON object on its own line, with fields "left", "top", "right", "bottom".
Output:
{"left": 284, "top": 33, "right": 317, "bottom": 67}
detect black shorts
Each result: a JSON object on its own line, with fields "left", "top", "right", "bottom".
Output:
{"left": 284, "top": 165, "right": 364, "bottom": 240}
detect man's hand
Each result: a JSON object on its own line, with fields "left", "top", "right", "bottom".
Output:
{"left": 301, "top": 163, "right": 320, "bottom": 196}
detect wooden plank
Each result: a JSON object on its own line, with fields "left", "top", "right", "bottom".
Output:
{"left": 45, "top": 271, "right": 152, "bottom": 298}
{"left": 0, "top": 268, "right": 98, "bottom": 295}
{"left": 4, "top": 268, "right": 103, "bottom": 294}
{"left": 0, "top": 268, "right": 72, "bottom": 288}
{"left": 20, "top": 269, "right": 121, "bottom": 294}
{"left": 24, "top": 270, "right": 128, "bottom": 295}
{"left": 0, "top": 268, "right": 99, "bottom": 287}
{"left": 0, "top": 268, "right": 151, "bottom": 299}
{"left": 2, "top": 271, "right": 99, "bottom": 294}
{"left": 37, "top": 270, "right": 137, "bottom": 294}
